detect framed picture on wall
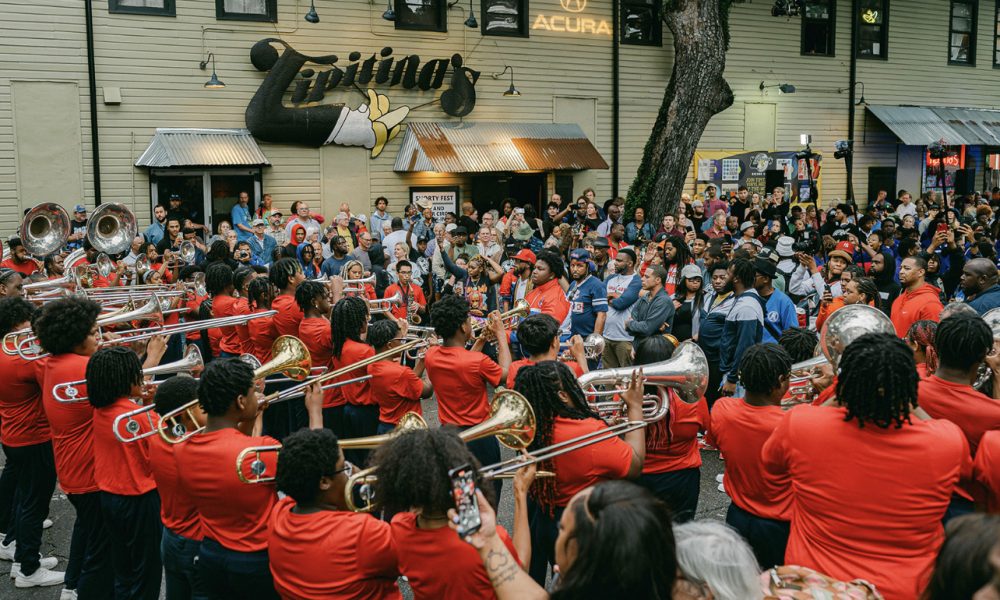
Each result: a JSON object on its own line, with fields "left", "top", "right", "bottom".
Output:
{"left": 410, "top": 186, "right": 460, "bottom": 222}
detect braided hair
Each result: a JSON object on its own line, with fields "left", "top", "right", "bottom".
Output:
{"left": 934, "top": 313, "right": 992, "bottom": 372}
{"left": 233, "top": 266, "right": 255, "bottom": 295}
{"left": 86, "top": 346, "right": 143, "bottom": 408}
{"left": 269, "top": 257, "right": 302, "bottom": 291}
{"left": 738, "top": 343, "right": 792, "bottom": 395}
{"left": 852, "top": 277, "right": 881, "bottom": 310}
{"left": 276, "top": 428, "right": 341, "bottom": 506}
{"left": 836, "top": 333, "right": 917, "bottom": 429}
{"left": 905, "top": 320, "right": 939, "bottom": 374}
{"left": 366, "top": 319, "right": 399, "bottom": 350}
{"left": 246, "top": 277, "right": 275, "bottom": 311}
{"left": 513, "top": 361, "right": 599, "bottom": 513}
{"left": 330, "top": 296, "right": 368, "bottom": 359}
{"left": 778, "top": 327, "right": 819, "bottom": 363}
{"left": 204, "top": 263, "right": 234, "bottom": 297}
{"left": 32, "top": 297, "right": 101, "bottom": 355}
{"left": 294, "top": 280, "right": 326, "bottom": 313}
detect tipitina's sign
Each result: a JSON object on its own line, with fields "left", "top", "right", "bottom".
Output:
{"left": 245, "top": 38, "right": 480, "bottom": 158}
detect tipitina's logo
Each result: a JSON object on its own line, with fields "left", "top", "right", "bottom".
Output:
{"left": 861, "top": 9, "right": 878, "bottom": 23}
{"left": 750, "top": 153, "right": 772, "bottom": 172}
{"left": 559, "top": 0, "right": 587, "bottom": 13}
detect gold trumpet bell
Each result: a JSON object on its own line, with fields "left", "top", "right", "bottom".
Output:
{"left": 459, "top": 388, "right": 536, "bottom": 450}
{"left": 255, "top": 336, "right": 312, "bottom": 381}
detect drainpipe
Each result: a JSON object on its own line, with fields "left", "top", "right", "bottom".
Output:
{"left": 846, "top": 0, "right": 857, "bottom": 206}
{"left": 85, "top": 0, "right": 103, "bottom": 205}
{"left": 611, "top": 0, "right": 620, "bottom": 196}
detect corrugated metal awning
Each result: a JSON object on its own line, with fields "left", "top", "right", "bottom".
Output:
{"left": 394, "top": 121, "right": 609, "bottom": 173}
{"left": 135, "top": 128, "right": 271, "bottom": 168}
{"left": 867, "top": 105, "right": 1000, "bottom": 146}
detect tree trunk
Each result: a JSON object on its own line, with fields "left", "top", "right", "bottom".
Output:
{"left": 626, "top": 0, "right": 735, "bottom": 225}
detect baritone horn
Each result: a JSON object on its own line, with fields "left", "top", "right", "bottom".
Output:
{"left": 20, "top": 203, "right": 71, "bottom": 257}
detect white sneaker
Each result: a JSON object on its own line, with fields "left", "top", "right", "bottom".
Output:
{"left": 43, "top": 519, "right": 53, "bottom": 529}
{"left": 59, "top": 588, "right": 78, "bottom": 600}
{"left": 715, "top": 473, "right": 724, "bottom": 484}
{"left": 11, "top": 557, "right": 59, "bottom": 579}
{"left": 14, "top": 566, "right": 65, "bottom": 588}
{"left": 0, "top": 539, "right": 14, "bottom": 561}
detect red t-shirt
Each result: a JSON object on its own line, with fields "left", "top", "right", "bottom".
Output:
{"left": 525, "top": 278, "right": 570, "bottom": 325}
{"left": 643, "top": 392, "right": 708, "bottom": 474}
{"left": 268, "top": 497, "right": 400, "bottom": 600}
{"left": 299, "top": 317, "right": 336, "bottom": 407}
{"left": 207, "top": 327, "right": 222, "bottom": 357}
{"left": 233, "top": 298, "right": 253, "bottom": 355}
{"left": 92, "top": 398, "right": 156, "bottom": 496}
{"left": 424, "top": 346, "right": 502, "bottom": 426}
{"left": 0, "top": 257, "right": 37, "bottom": 277}
{"left": 762, "top": 405, "right": 970, "bottom": 600}
{"left": 707, "top": 397, "right": 791, "bottom": 521}
{"left": 390, "top": 512, "right": 518, "bottom": 600}
{"left": 212, "top": 295, "right": 246, "bottom": 355}
{"left": 184, "top": 292, "right": 206, "bottom": 342}
{"left": 148, "top": 434, "right": 203, "bottom": 540}
{"left": 41, "top": 353, "right": 98, "bottom": 494}
{"left": 384, "top": 283, "right": 425, "bottom": 321}
{"left": 974, "top": 430, "right": 1000, "bottom": 513}
{"left": 547, "top": 416, "right": 632, "bottom": 507}
{"left": 247, "top": 311, "right": 277, "bottom": 363}
{"left": 506, "top": 358, "right": 584, "bottom": 388}
{"left": 0, "top": 351, "right": 50, "bottom": 447}
{"left": 175, "top": 428, "right": 279, "bottom": 552}
{"left": 369, "top": 361, "right": 424, "bottom": 424}
{"left": 272, "top": 294, "right": 304, "bottom": 338}
{"left": 332, "top": 339, "right": 375, "bottom": 406}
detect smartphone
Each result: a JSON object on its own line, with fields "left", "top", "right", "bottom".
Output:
{"left": 936, "top": 223, "right": 948, "bottom": 235}
{"left": 449, "top": 463, "right": 482, "bottom": 538}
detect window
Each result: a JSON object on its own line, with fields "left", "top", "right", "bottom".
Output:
{"left": 621, "top": 0, "right": 661, "bottom": 46}
{"left": 216, "top": 0, "right": 277, "bottom": 22}
{"left": 949, "top": 1, "right": 977, "bottom": 65}
{"left": 856, "top": 0, "right": 889, "bottom": 59}
{"left": 395, "top": 0, "right": 447, "bottom": 31}
{"left": 801, "top": 0, "right": 835, "bottom": 55}
{"left": 109, "top": 0, "right": 175, "bottom": 16}
{"left": 482, "top": 0, "right": 528, "bottom": 37}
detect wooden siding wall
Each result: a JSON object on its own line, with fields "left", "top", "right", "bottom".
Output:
{"left": 2, "top": 1, "right": 1000, "bottom": 236}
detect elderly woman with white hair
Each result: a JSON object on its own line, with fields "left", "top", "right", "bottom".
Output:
{"left": 672, "top": 520, "right": 763, "bottom": 600}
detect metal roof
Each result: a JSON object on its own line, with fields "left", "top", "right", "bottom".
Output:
{"left": 135, "top": 128, "right": 271, "bottom": 168}
{"left": 867, "top": 104, "right": 1000, "bottom": 146}
{"left": 394, "top": 121, "right": 609, "bottom": 173}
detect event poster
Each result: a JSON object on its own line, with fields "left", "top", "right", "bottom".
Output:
{"left": 693, "top": 150, "right": 823, "bottom": 201}
{"left": 410, "top": 186, "right": 460, "bottom": 222}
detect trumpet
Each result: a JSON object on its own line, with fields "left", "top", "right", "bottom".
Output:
{"left": 368, "top": 292, "right": 403, "bottom": 314}
{"left": 559, "top": 333, "right": 605, "bottom": 361}
{"left": 343, "top": 274, "right": 376, "bottom": 293}
{"left": 54, "top": 345, "right": 204, "bottom": 403}
{"left": 578, "top": 341, "right": 709, "bottom": 421}
{"left": 470, "top": 300, "right": 530, "bottom": 339}
{"left": 343, "top": 389, "right": 536, "bottom": 511}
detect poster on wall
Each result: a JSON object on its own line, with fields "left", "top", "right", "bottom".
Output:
{"left": 922, "top": 145, "right": 965, "bottom": 191}
{"left": 410, "top": 186, "right": 460, "bottom": 222}
{"left": 693, "top": 150, "right": 823, "bottom": 201}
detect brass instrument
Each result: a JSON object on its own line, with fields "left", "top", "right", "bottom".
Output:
{"left": 343, "top": 389, "right": 536, "bottom": 511}
{"left": 54, "top": 345, "right": 203, "bottom": 403}
{"left": 559, "top": 333, "right": 605, "bottom": 361}
{"left": 343, "top": 274, "right": 376, "bottom": 293}
{"left": 87, "top": 202, "right": 138, "bottom": 255}
{"left": 20, "top": 203, "right": 71, "bottom": 257}
{"left": 470, "top": 300, "right": 530, "bottom": 339}
{"left": 578, "top": 340, "right": 709, "bottom": 421}
{"left": 974, "top": 307, "right": 1000, "bottom": 391}
{"left": 368, "top": 291, "right": 403, "bottom": 315}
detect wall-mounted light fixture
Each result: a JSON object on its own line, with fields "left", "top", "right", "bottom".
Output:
{"left": 305, "top": 0, "right": 320, "bottom": 22}
{"left": 464, "top": 0, "right": 478, "bottom": 28}
{"left": 837, "top": 81, "right": 866, "bottom": 105}
{"left": 382, "top": 0, "right": 396, "bottom": 20}
{"left": 200, "top": 52, "right": 225, "bottom": 89}
{"left": 759, "top": 81, "right": 795, "bottom": 94}
{"left": 492, "top": 66, "right": 520, "bottom": 97}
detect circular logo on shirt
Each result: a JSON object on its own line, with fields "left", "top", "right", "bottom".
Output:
{"left": 767, "top": 310, "right": 779, "bottom": 323}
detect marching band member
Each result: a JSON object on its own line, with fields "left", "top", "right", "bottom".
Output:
{"left": 341, "top": 260, "right": 376, "bottom": 301}
{"left": 506, "top": 313, "right": 586, "bottom": 388}
{"left": 424, "top": 295, "right": 511, "bottom": 496}
{"left": 633, "top": 337, "right": 709, "bottom": 524}
{"left": 87, "top": 345, "right": 167, "bottom": 599}
{"left": 233, "top": 267, "right": 260, "bottom": 354}
{"left": 178, "top": 265, "right": 208, "bottom": 357}
{"left": 36, "top": 297, "right": 109, "bottom": 598}
{"left": 375, "top": 428, "right": 524, "bottom": 600}
{"left": 384, "top": 260, "right": 425, "bottom": 324}
{"left": 269, "top": 428, "right": 400, "bottom": 599}
{"left": 296, "top": 280, "right": 339, "bottom": 435}
{"left": 0, "top": 268, "right": 25, "bottom": 298}
{"left": 762, "top": 332, "right": 971, "bottom": 600}
{"left": 247, "top": 277, "right": 278, "bottom": 364}
{"left": 268, "top": 258, "right": 307, "bottom": 436}
{"left": 207, "top": 263, "right": 248, "bottom": 359}
{"left": 975, "top": 430, "right": 1000, "bottom": 513}
{"left": 366, "top": 319, "right": 432, "bottom": 434}
{"left": 0, "top": 297, "right": 62, "bottom": 589}
{"left": 917, "top": 313, "right": 1000, "bottom": 521}
{"left": 707, "top": 343, "right": 792, "bottom": 569}
{"left": 330, "top": 296, "right": 375, "bottom": 463}
{"left": 512, "top": 361, "right": 644, "bottom": 584}
{"left": 524, "top": 250, "right": 570, "bottom": 325}
{"left": 905, "top": 320, "right": 938, "bottom": 380}
{"left": 149, "top": 375, "right": 208, "bottom": 600}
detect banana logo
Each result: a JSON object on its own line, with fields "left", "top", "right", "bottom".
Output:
{"left": 366, "top": 89, "right": 409, "bottom": 159}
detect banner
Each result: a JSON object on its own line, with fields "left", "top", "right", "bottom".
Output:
{"left": 410, "top": 186, "right": 459, "bottom": 222}
{"left": 693, "top": 149, "right": 823, "bottom": 201}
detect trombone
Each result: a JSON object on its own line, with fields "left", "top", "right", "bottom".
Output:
{"left": 368, "top": 292, "right": 403, "bottom": 314}
{"left": 53, "top": 345, "right": 204, "bottom": 404}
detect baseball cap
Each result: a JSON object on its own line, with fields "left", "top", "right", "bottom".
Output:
{"left": 591, "top": 237, "right": 610, "bottom": 249}
{"left": 828, "top": 241, "right": 855, "bottom": 263}
{"left": 74, "top": 204, "right": 86, "bottom": 213}
{"left": 570, "top": 249, "right": 592, "bottom": 263}
{"left": 692, "top": 199, "right": 704, "bottom": 207}
{"left": 513, "top": 249, "right": 536, "bottom": 264}
{"left": 680, "top": 264, "right": 702, "bottom": 279}
{"left": 252, "top": 218, "right": 266, "bottom": 227}
{"left": 168, "top": 194, "right": 181, "bottom": 201}
{"left": 453, "top": 226, "right": 468, "bottom": 236}
{"left": 272, "top": 210, "right": 283, "bottom": 217}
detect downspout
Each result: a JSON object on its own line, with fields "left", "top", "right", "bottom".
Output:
{"left": 85, "top": 0, "right": 103, "bottom": 205}
{"left": 846, "top": 0, "right": 857, "bottom": 206}
{"left": 612, "top": 0, "right": 620, "bottom": 196}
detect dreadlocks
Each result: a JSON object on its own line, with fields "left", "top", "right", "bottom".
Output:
{"left": 778, "top": 327, "right": 819, "bottom": 363}
{"left": 836, "top": 333, "right": 917, "bottom": 429}
{"left": 730, "top": 257, "right": 756, "bottom": 289}
{"left": 366, "top": 319, "right": 399, "bottom": 350}
{"left": 269, "top": 257, "right": 302, "bottom": 291}
{"left": 934, "top": 313, "right": 992, "bottom": 371}
{"left": 905, "top": 320, "right": 939, "bottom": 374}
{"left": 294, "top": 280, "right": 326, "bottom": 313}
{"left": 330, "top": 296, "right": 368, "bottom": 359}
{"left": 513, "top": 361, "right": 598, "bottom": 512}
{"left": 739, "top": 343, "right": 792, "bottom": 395}
{"left": 246, "top": 277, "right": 275, "bottom": 311}
{"left": 86, "top": 346, "right": 143, "bottom": 408}
{"left": 204, "top": 263, "right": 234, "bottom": 297}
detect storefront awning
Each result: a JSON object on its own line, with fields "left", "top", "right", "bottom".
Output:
{"left": 135, "top": 128, "right": 271, "bottom": 168}
{"left": 394, "top": 121, "right": 609, "bottom": 173}
{"left": 867, "top": 104, "right": 1000, "bottom": 146}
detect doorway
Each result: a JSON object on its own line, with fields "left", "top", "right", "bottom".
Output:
{"left": 149, "top": 168, "right": 262, "bottom": 235}
{"left": 470, "top": 173, "right": 548, "bottom": 216}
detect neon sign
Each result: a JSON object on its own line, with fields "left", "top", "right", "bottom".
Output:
{"left": 533, "top": 0, "right": 612, "bottom": 36}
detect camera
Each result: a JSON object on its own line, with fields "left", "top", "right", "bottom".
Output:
{"left": 792, "top": 231, "right": 819, "bottom": 254}
{"left": 237, "top": 250, "right": 249, "bottom": 260}
{"left": 771, "top": 0, "right": 803, "bottom": 17}
{"left": 834, "top": 140, "right": 853, "bottom": 160}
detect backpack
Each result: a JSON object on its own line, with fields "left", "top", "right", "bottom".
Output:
{"left": 761, "top": 565, "right": 883, "bottom": 599}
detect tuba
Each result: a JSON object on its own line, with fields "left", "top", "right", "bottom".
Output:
{"left": 20, "top": 203, "right": 71, "bottom": 257}
{"left": 88, "top": 203, "right": 138, "bottom": 255}
{"left": 974, "top": 307, "right": 1000, "bottom": 390}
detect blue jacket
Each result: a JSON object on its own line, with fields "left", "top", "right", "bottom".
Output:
{"left": 248, "top": 233, "right": 277, "bottom": 266}
{"left": 720, "top": 289, "right": 764, "bottom": 383}
{"left": 761, "top": 288, "right": 798, "bottom": 344}
{"left": 697, "top": 292, "right": 734, "bottom": 362}
{"left": 968, "top": 284, "right": 1000, "bottom": 315}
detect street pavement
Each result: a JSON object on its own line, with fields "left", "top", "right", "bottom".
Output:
{"left": 0, "top": 396, "right": 728, "bottom": 599}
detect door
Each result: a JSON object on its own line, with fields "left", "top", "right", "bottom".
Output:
{"left": 867, "top": 167, "right": 897, "bottom": 205}
{"left": 471, "top": 173, "right": 548, "bottom": 215}
{"left": 209, "top": 173, "right": 257, "bottom": 234}
{"left": 151, "top": 172, "right": 206, "bottom": 226}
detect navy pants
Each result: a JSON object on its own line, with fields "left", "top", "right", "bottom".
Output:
{"left": 162, "top": 527, "right": 208, "bottom": 600}
{"left": 1, "top": 442, "right": 56, "bottom": 576}
{"left": 726, "top": 502, "right": 790, "bottom": 570}
{"left": 944, "top": 493, "right": 975, "bottom": 525}
{"left": 322, "top": 405, "right": 346, "bottom": 440}
{"left": 461, "top": 430, "right": 502, "bottom": 502}
{"left": 637, "top": 467, "right": 700, "bottom": 523}
{"left": 344, "top": 404, "right": 379, "bottom": 466}
{"left": 526, "top": 500, "right": 566, "bottom": 585}
{"left": 197, "top": 538, "right": 279, "bottom": 600}
{"left": 66, "top": 491, "right": 113, "bottom": 599}
{"left": 101, "top": 490, "right": 163, "bottom": 600}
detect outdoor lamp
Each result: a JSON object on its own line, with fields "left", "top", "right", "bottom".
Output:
{"left": 200, "top": 53, "right": 225, "bottom": 89}
{"left": 493, "top": 66, "right": 520, "bottom": 97}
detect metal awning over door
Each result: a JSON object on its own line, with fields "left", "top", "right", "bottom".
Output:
{"left": 867, "top": 105, "right": 1000, "bottom": 146}
{"left": 135, "top": 128, "right": 271, "bottom": 168}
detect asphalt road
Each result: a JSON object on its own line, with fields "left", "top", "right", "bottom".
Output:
{"left": 0, "top": 397, "right": 728, "bottom": 599}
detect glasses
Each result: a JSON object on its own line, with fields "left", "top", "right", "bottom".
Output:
{"left": 334, "top": 461, "right": 355, "bottom": 477}
{"left": 398, "top": 270, "right": 412, "bottom": 275}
